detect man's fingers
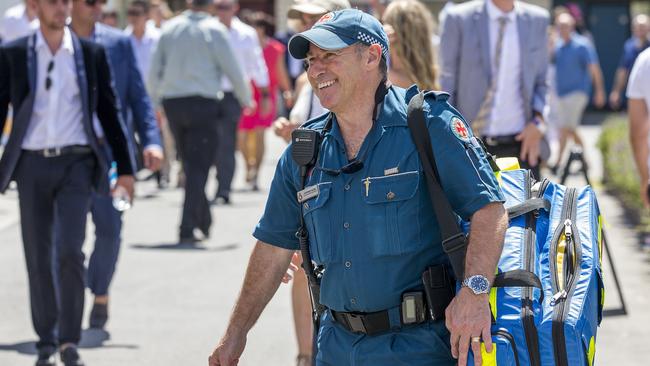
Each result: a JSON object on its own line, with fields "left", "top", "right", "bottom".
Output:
{"left": 470, "top": 337, "right": 483, "bottom": 366}
{"left": 449, "top": 332, "right": 460, "bottom": 359}
{"left": 457, "top": 335, "right": 470, "bottom": 366}
{"left": 482, "top": 326, "right": 493, "bottom": 354}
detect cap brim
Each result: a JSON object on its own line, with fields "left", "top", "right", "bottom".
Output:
{"left": 288, "top": 27, "right": 356, "bottom": 59}
{"left": 287, "top": 4, "right": 328, "bottom": 19}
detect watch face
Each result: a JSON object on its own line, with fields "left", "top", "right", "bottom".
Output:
{"left": 469, "top": 276, "right": 489, "bottom": 293}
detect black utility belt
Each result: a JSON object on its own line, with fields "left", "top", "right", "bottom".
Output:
{"left": 23, "top": 145, "right": 93, "bottom": 158}
{"left": 331, "top": 264, "right": 456, "bottom": 336}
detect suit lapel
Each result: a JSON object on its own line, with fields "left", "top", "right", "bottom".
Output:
{"left": 70, "top": 29, "right": 92, "bottom": 136}
{"left": 27, "top": 33, "right": 37, "bottom": 91}
{"left": 474, "top": 4, "right": 491, "bottom": 82}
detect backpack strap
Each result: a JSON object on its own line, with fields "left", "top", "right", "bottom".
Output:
{"left": 406, "top": 91, "right": 468, "bottom": 280}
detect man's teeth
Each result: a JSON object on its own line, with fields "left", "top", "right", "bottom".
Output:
{"left": 318, "top": 80, "right": 336, "bottom": 89}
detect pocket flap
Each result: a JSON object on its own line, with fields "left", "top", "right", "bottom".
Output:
{"left": 302, "top": 182, "right": 332, "bottom": 215}
{"left": 362, "top": 171, "right": 419, "bottom": 204}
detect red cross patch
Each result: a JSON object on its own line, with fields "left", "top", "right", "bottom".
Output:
{"left": 317, "top": 13, "right": 333, "bottom": 24}
{"left": 451, "top": 117, "right": 470, "bottom": 141}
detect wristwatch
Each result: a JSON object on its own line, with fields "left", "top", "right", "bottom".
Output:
{"left": 462, "top": 275, "right": 490, "bottom": 295}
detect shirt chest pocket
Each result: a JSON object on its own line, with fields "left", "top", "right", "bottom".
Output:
{"left": 361, "top": 171, "right": 422, "bottom": 257}
{"left": 302, "top": 182, "right": 334, "bottom": 263}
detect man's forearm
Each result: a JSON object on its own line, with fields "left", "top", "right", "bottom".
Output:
{"left": 589, "top": 64, "right": 606, "bottom": 93}
{"left": 464, "top": 202, "right": 508, "bottom": 283}
{"left": 225, "top": 241, "right": 294, "bottom": 336}
{"left": 611, "top": 68, "right": 628, "bottom": 95}
{"left": 629, "top": 99, "right": 650, "bottom": 183}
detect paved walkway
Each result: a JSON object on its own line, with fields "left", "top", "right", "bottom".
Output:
{"left": 0, "top": 121, "right": 648, "bottom": 365}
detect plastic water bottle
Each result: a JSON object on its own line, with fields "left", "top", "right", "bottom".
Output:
{"left": 110, "top": 161, "right": 131, "bottom": 211}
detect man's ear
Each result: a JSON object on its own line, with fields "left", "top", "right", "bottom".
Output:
{"left": 366, "top": 44, "right": 382, "bottom": 70}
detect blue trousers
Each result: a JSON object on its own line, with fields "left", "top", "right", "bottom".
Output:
{"left": 316, "top": 311, "right": 455, "bottom": 366}
{"left": 87, "top": 193, "right": 122, "bottom": 296}
{"left": 15, "top": 152, "right": 95, "bottom": 349}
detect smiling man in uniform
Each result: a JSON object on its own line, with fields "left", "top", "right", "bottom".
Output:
{"left": 209, "top": 9, "right": 507, "bottom": 366}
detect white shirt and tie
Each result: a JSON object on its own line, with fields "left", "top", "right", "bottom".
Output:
{"left": 483, "top": 0, "right": 526, "bottom": 137}
{"left": 22, "top": 27, "right": 87, "bottom": 150}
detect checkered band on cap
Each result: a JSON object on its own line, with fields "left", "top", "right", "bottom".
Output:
{"left": 356, "top": 31, "right": 388, "bottom": 59}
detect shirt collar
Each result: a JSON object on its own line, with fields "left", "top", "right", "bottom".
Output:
{"left": 486, "top": 0, "right": 517, "bottom": 23}
{"left": 35, "top": 26, "right": 75, "bottom": 55}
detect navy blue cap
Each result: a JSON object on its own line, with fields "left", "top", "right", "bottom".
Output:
{"left": 288, "top": 9, "right": 389, "bottom": 60}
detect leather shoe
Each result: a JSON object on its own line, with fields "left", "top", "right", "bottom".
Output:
{"left": 60, "top": 346, "right": 84, "bottom": 366}
{"left": 89, "top": 302, "right": 108, "bottom": 329}
{"left": 35, "top": 346, "right": 56, "bottom": 366}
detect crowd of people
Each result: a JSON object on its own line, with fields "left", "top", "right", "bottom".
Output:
{"left": 1, "top": 0, "right": 650, "bottom": 365}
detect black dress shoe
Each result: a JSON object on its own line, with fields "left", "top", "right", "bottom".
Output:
{"left": 60, "top": 346, "right": 84, "bottom": 366}
{"left": 89, "top": 302, "right": 108, "bottom": 329}
{"left": 35, "top": 346, "right": 56, "bottom": 366}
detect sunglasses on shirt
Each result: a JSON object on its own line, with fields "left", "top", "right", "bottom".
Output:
{"left": 45, "top": 60, "right": 54, "bottom": 91}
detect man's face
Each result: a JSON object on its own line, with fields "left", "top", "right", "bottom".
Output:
{"left": 213, "top": 0, "right": 237, "bottom": 23}
{"left": 33, "top": 0, "right": 70, "bottom": 30}
{"left": 72, "top": 0, "right": 105, "bottom": 24}
{"left": 127, "top": 5, "right": 148, "bottom": 28}
{"left": 632, "top": 19, "right": 649, "bottom": 40}
{"left": 305, "top": 43, "right": 365, "bottom": 113}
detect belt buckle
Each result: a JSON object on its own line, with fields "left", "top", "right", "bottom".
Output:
{"left": 345, "top": 313, "right": 367, "bottom": 334}
{"left": 43, "top": 147, "right": 62, "bottom": 157}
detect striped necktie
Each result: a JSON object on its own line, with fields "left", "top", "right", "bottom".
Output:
{"left": 472, "top": 16, "right": 509, "bottom": 136}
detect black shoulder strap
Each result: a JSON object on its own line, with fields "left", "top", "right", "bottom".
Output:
{"left": 407, "top": 92, "right": 468, "bottom": 280}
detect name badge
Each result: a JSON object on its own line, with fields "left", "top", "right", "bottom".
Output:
{"left": 384, "top": 167, "right": 399, "bottom": 176}
{"left": 297, "top": 184, "right": 320, "bottom": 203}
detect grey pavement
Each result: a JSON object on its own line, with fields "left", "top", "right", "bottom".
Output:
{"left": 0, "top": 122, "right": 649, "bottom": 365}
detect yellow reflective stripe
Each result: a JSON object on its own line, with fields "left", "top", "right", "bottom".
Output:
{"left": 495, "top": 157, "right": 521, "bottom": 171}
{"left": 481, "top": 342, "right": 497, "bottom": 366}
{"left": 489, "top": 287, "right": 497, "bottom": 320}
{"left": 597, "top": 216, "right": 603, "bottom": 266}
{"left": 587, "top": 336, "right": 596, "bottom": 366}
{"left": 601, "top": 288, "right": 605, "bottom": 307}
{"left": 556, "top": 234, "right": 567, "bottom": 290}
{"left": 495, "top": 171, "right": 502, "bottom": 185}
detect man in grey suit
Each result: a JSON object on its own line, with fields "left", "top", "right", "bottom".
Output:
{"left": 439, "top": 0, "right": 549, "bottom": 178}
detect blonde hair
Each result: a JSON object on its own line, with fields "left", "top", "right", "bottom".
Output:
{"left": 382, "top": 0, "right": 438, "bottom": 90}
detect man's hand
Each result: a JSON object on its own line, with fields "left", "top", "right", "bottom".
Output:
{"left": 113, "top": 175, "right": 135, "bottom": 202}
{"left": 445, "top": 288, "right": 493, "bottom": 366}
{"left": 609, "top": 90, "right": 622, "bottom": 110}
{"left": 273, "top": 117, "right": 297, "bottom": 143}
{"left": 281, "top": 253, "right": 301, "bottom": 284}
{"left": 209, "top": 332, "right": 247, "bottom": 366}
{"left": 593, "top": 89, "right": 606, "bottom": 109}
{"left": 515, "top": 122, "right": 544, "bottom": 167}
{"left": 143, "top": 147, "right": 164, "bottom": 172}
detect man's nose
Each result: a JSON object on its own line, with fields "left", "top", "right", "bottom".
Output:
{"left": 307, "top": 60, "right": 325, "bottom": 79}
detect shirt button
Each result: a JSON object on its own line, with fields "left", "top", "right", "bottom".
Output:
{"left": 303, "top": 202, "right": 309, "bottom": 209}
{"left": 386, "top": 191, "right": 396, "bottom": 200}
{"left": 343, "top": 222, "right": 350, "bottom": 229}
{"left": 345, "top": 261, "right": 352, "bottom": 268}
{"left": 344, "top": 184, "right": 351, "bottom": 191}
{"left": 350, "top": 298, "right": 357, "bottom": 305}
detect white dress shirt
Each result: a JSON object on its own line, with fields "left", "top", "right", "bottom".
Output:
{"left": 125, "top": 25, "right": 160, "bottom": 84}
{"left": 0, "top": 3, "right": 39, "bottom": 43}
{"left": 220, "top": 17, "right": 269, "bottom": 92}
{"left": 290, "top": 83, "right": 326, "bottom": 123}
{"left": 484, "top": 0, "right": 527, "bottom": 137}
{"left": 22, "top": 27, "right": 87, "bottom": 150}
{"left": 626, "top": 48, "right": 650, "bottom": 170}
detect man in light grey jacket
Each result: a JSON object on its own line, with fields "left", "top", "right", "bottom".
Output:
{"left": 439, "top": 0, "right": 549, "bottom": 178}
{"left": 148, "top": 0, "right": 251, "bottom": 243}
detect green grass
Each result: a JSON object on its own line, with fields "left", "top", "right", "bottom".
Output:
{"left": 597, "top": 115, "right": 650, "bottom": 231}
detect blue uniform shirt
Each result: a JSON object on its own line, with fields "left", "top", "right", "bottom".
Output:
{"left": 253, "top": 85, "right": 504, "bottom": 313}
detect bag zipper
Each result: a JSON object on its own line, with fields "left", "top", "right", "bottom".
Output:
{"left": 521, "top": 173, "right": 543, "bottom": 366}
{"left": 494, "top": 329, "right": 521, "bottom": 366}
{"left": 549, "top": 188, "right": 582, "bottom": 366}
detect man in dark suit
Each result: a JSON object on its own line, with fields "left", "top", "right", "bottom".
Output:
{"left": 0, "top": 0, "right": 134, "bottom": 363}
{"left": 69, "top": 0, "right": 163, "bottom": 330}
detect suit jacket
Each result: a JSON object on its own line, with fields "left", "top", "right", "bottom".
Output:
{"left": 0, "top": 29, "right": 135, "bottom": 193}
{"left": 91, "top": 23, "right": 161, "bottom": 155}
{"left": 439, "top": 0, "right": 549, "bottom": 125}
